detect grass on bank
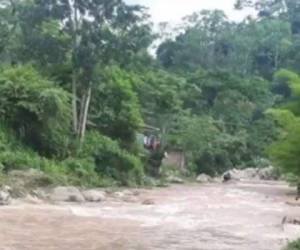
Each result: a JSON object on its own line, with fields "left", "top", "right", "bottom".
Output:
{"left": 285, "top": 240, "right": 300, "bottom": 250}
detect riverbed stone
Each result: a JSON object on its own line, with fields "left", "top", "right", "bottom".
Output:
{"left": 82, "top": 190, "right": 106, "bottom": 202}
{"left": 258, "top": 166, "right": 279, "bottom": 180}
{"left": 142, "top": 199, "right": 155, "bottom": 205}
{"left": 223, "top": 167, "right": 279, "bottom": 182}
{"left": 24, "top": 194, "right": 44, "bottom": 205}
{"left": 166, "top": 176, "right": 185, "bottom": 184}
{"left": 197, "top": 174, "right": 212, "bottom": 183}
{"left": 50, "top": 186, "right": 85, "bottom": 203}
{"left": 0, "top": 186, "right": 11, "bottom": 206}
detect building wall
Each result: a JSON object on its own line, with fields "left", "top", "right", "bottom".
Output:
{"left": 162, "top": 151, "right": 186, "bottom": 170}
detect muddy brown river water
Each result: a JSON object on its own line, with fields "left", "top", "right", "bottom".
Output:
{"left": 0, "top": 181, "right": 300, "bottom": 250}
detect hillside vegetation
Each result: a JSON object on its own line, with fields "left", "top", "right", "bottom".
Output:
{"left": 0, "top": 0, "right": 299, "bottom": 188}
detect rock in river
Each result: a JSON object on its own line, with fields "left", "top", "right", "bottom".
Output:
{"left": 197, "top": 174, "right": 212, "bottom": 183}
{"left": 50, "top": 186, "right": 85, "bottom": 203}
{"left": 0, "top": 186, "right": 11, "bottom": 206}
{"left": 82, "top": 190, "right": 106, "bottom": 202}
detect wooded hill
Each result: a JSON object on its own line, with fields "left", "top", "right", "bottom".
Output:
{"left": 0, "top": 0, "right": 299, "bottom": 186}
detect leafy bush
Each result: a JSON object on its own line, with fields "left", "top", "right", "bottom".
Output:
{"left": 285, "top": 240, "right": 300, "bottom": 250}
{"left": 0, "top": 123, "right": 17, "bottom": 151}
{"left": 249, "top": 158, "right": 272, "bottom": 169}
{"left": 0, "top": 149, "right": 107, "bottom": 187}
{"left": 267, "top": 111, "right": 300, "bottom": 177}
{"left": 60, "top": 158, "right": 117, "bottom": 187}
{"left": 80, "top": 132, "right": 144, "bottom": 186}
{"left": 91, "top": 66, "right": 143, "bottom": 147}
{"left": 0, "top": 65, "right": 72, "bottom": 157}
{"left": 0, "top": 122, "right": 144, "bottom": 187}
{"left": 0, "top": 150, "right": 42, "bottom": 171}
{"left": 169, "top": 115, "right": 248, "bottom": 176}
{"left": 267, "top": 70, "right": 300, "bottom": 182}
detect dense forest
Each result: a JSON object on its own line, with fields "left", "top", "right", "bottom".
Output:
{"left": 0, "top": 0, "right": 299, "bottom": 187}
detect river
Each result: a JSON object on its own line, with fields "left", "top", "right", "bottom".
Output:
{"left": 0, "top": 181, "right": 299, "bottom": 250}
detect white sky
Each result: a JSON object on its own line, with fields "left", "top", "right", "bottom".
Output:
{"left": 125, "top": 0, "right": 254, "bottom": 23}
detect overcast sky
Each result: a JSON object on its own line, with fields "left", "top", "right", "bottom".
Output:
{"left": 125, "top": 0, "right": 253, "bottom": 23}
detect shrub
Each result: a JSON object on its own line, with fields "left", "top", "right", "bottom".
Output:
{"left": 91, "top": 66, "right": 143, "bottom": 147}
{"left": 0, "top": 127, "right": 144, "bottom": 187}
{"left": 285, "top": 240, "right": 300, "bottom": 250}
{"left": 80, "top": 131, "right": 144, "bottom": 186}
{"left": 0, "top": 150, "right": 42, "bottom": 172}
{"left": 0, "top": 123, "right": 20, "bottom": 151}
{"left": 0, "top": 65, "right": 72, "bottom": 157}
{"left": 0, "top": 149, "right": 110, "bottom": 187}
{"left": 171, "top": 115, "right": 248, "bottom": 176}
{"left": 60, "top": 158, "right": 103, "bottom": 187}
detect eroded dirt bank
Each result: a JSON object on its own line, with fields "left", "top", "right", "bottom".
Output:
{"left": 0, "top": 181, "right": 300, "bottom": 250}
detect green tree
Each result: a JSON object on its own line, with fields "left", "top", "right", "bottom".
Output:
{"left": 157, "top": 10, "right": 232, "bottom": 72}
{"left": 90, "top": 65, "right": 143, "bottom": 148}
{"left": 0, "top": 65, "right": 71, "bottom": 157}
{"left": 6, "top": 0, "right": 152, "bottom": 145}
{"left": 268, "top": 70, "right": 300, "bottom": 187}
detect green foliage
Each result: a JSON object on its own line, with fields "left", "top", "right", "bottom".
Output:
{"left": 169, "top": 115, "right": 248, "bottom": 176}
{"left": 285, "top": 240, "right": 300, "bottom": 250}
{"left": 247, "top": 117, "right": 278, "bottom": 159}
{"left": 1, "top": 0, "right": 299, "bottom": 188}
{"left": 0, "top": 149, "right": 104, "bottom": 187}
{"left": 0, "top": 150, "right": 42, "bottom": 172}
{"left": 169, "top": 70, "right": 276, "bottom": 174}
{"left": 173, "top": 116, "right": 219, "bottom": 153}
{"left": 0, "top": 58, "right": 145, "bottom": 188}
{"left": 183, "top": 70, "right": 273, "bottom": 116}
{"left": 158, "top": 10, "right": 292, "bottom": 78}
{"left": 267, "top": 111, "right": 300, "bottom": 176}
{"left": 171, "top": 115, "right": 221, "bottom": 175}
{"left": 138, "top": 70, "right": 184, "bottom": 116}
{"left": 0, "top": 65, "right": 72, "bottom": 157}
{"left": 80, "top": 132, "right": 144, "bottom": 186}
{"left": 137, "top": 70, "right": 184, "bottom": 130}
{"left": 157, "top": 10, "right": 231, "bottom": 72}
{"left": 0, "top": 123, "right": 19, "bottom": 151}
{"left": 91, "top": 66, "right": 143, "bottom": 146}
{"left": 59, "top": 158, "right": 104, "bottom": 187}
{"left": 268, "top": 70, "right": 300, "bottom": 179}
{"left": 0, "top": 125, "right": 114, "bottom": 187}
{"left": 274, "top": 69, "right": 300, "bottom": 115}
{"left": 136, "top": 70, "right": 184, "bottom": 151}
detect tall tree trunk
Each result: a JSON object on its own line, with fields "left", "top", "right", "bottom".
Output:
{"left": 72, "top": 72, "right": 78, "bottom": 133}
{"left": 79, "top": 86, "right": 92, "bottom": 144}
{"left": 281, "top": 0, "right": 288, "bottom": 13}
{"left": 274, "top": 46, "right": 279, "bottom": 71}
{"left": 69, "top": 0, "right": 79, "bottom": 134}
{"left": 244, "top": 53, "right": 250, "bottom": 75}
{"left": 77, "top": 87, "right": 88, "bottom": 135}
